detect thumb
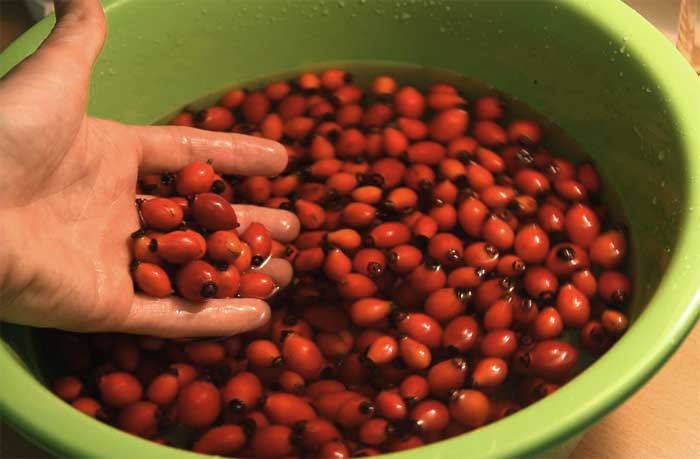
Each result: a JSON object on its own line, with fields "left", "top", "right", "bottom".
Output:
{"left": 0, "top": 0, "right": 106, "bottom": 105}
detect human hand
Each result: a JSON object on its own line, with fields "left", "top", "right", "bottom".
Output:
{"left": 0, "top": 0, "right": 299, "bottom": 337}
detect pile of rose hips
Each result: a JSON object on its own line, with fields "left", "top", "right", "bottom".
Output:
{"left": 48, "top": 69, "right": 631, "bottom": 457}
{"left": 131, "top": 162, "right": 278, "bottom": 302}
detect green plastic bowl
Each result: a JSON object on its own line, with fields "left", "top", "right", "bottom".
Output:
{"left": 1, "top": 0, "right": 699, "bottom": 457}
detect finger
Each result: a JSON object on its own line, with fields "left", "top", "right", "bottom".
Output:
{"left": 134, "top": 125, "right": 287, "bottom": 177}
{"left": 252, "top": 257, "right": 294, "bottom": 287}
{"left": 0, "top": 0, "right": 106, "bottom": 104}
{"left": 115, "top": 295, "right": 271, "bottom": 338}
{"left": 135, "top": 195, "right": 300, "bottom": 243}
{"left": 234, "top": 205, "right": 300, "bottom": 243}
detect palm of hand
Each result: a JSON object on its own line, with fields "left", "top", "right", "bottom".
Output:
{"left": 2, "top": 109, "right": 143, "bottom": 330}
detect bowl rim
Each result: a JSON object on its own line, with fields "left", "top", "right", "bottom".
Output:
{"left": 1, "top": 0, "right": 700, "bottom": 458}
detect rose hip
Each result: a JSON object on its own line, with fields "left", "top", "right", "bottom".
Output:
{"left": 239, "top": 272, "right": 275, "bottom": 299}
{"left": 195, "top": 106, "right": 234, "bottom": 131}
{"left": 565, "top": 203, "right": 600, "bottom": 248}
{"left": 193, "top": 424, "right": 247, "bottom": 455}
{"left": 449, "top": 389, "right": 490, "bottom": 428}
{"left": 191, "top": 192, "right": 238, "bottom": 230}
{"left": 395, "top": 312, "right": 443, "bottom": 349}
{"left": 601, "top": 309, "right": 629, "bottom": 336}
{"left": 410, "top": 399, "right": 450, "bottom": 433}
{"left": 319, "top": 441, "right": 350, "bottom": 458}
{"left": 598, "top": 270, "right": 631, "bottom": 305}
{"left": 281, "top": 332, "right": 324, "bottom": 380}
{"left": 250, "top": 425, "right": 296, "bottom": 458}
{"left": 71, "top": 397, "right": 104, "bottom": 419}
{"left": 424, "top": 287, "right": 471, "bottom": 323}
{"left": 131, "top": 262, "right": 172, "bottom": 298}
{"left": 527, "top": 340, "right": 579, "bottom": 381}
{"left": 556, "top": 283, "right": 591, "bottom": 328}
{"left": 176, "top": 260, "right": 220, "bottom": 302}
{"left": 52, "top": 376, "right": 83, "bottom": 402}
{"left": 151, "top": 229, "right": 206, "bottom": 264}
{"left": 176, "top": 380, "right": 221, "bottom": 429}
{"left": 99, "top": 372, "right": 143, "bottom": 408}
{"left": 176, "top": 160, "right": 216, "bottom": 196}
{"left": 471, "top": 357, "right": 509, "bottom": 389}
{"left": 222, "top": 372, "right": 263, "bottom": 413}
{"left": 365, "top": 335, "right": 399, "bottom": 365}
{"left": 263, "top": 392, "right": 316, "bottom": 426}
{"left": 427, "top": 358, "right": 468, "bottom": 398}
{"left": 215, "top": 263, "right": 241, "bottom": 298}
{"left": 147, "top": 370, "right": 179, "bottom": 406}
{"left": 139, "top": 198, "right": 184, "bottom": 231}
{"left": 118, "top": 401, "right": 160, "bottom": 438}
{"left": 242, "top": 222, "right": 272, "bottom": 267}
{"left": 206, "top": 230, "right": 244, "bottom": 263}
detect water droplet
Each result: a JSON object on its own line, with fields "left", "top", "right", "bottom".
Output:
{"left": 645, "top": 87, "right": 652, "bottom": 93}
{"left": 657, "top": 151, "right": 665, "bottom": 160}
{"left": 337, "top": 0, "right": 346, "bottom": 6}
{"left": 375, "top": 8, "right": 382, "bottom": 14}
{"left": 360, "top": 0, "right": 367, "bottom": 3}
{"left": 619, "top": 71, "right": 624, "bottom": 77}
{"left": 401, "top": 11, "right": 411, "bottom": 20}
{"left": 439, "top": 26, "right": 446, "bottom": 33}
{"left": 497, "top": 28, "right": 503, "bottom": 34}
{"left": 652, "top": 196, "right": 658, "bottom": 205}
{"left": 200, "top": 7, "right": 208, "bottom": 15}
{"left": 322, "top": 8, "right": 329, "bottom": 15}
{"left": 445, "top": 5, "right": 451, "bottom": 10}
{"left": 660, "top": 180, "right": 666, "bottom": 188}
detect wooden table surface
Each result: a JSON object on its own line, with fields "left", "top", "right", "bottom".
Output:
{"left": 1, "top": 2, "right": 699, "bottom": 458}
